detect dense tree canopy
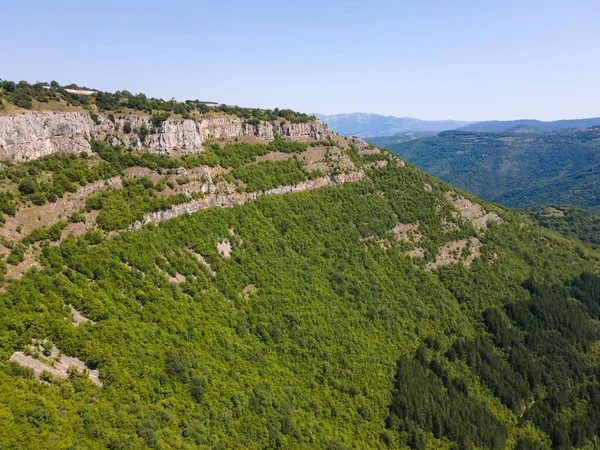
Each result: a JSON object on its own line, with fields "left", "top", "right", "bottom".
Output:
{"left": 0, "top": 160, "right": 598, "bottom": 448}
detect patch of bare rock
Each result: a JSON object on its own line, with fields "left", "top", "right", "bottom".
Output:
{"left": 5, "top": 253, "right": 42, "bottom": 282}
{"left": 427, "top": 237, "right": 482, "bottom": 270}
{"left": 189, "top": 250, "right": 216, "bottom": 276}
{"left": 441, "top": 218, "right": 460, "bottom": 232}
{"left": 217, "top": 240, "right": 232, "bottom": 257}
{"left": 69, "top": 306, "right": 95, "bottom": 326}
{"left": 407, "top": 247, "right": 426, "bottom": 258}
{"left": 445, "top": 192, "right": 503, "bottom": 231}
{"left": 241, "top": 284, "right": 258, "bottom": 299}
{"left": 392, "top": 223, "right": 423, "bottom": 243}
{"left": 299, "top": 145, "right": 356, "bottom": 173}
{"left": 140, "top": 171, "right": 365, "bottom": 227}
{"left": 155, "top": 263, "right": 187, "bottom": 283}
{"left": 544, "top": 206, "right": 565, "bottom": 217}
{"left": 9, "top": 339, "right": 102, "bottom": 387}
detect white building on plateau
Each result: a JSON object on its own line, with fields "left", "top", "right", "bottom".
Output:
{"left": 64, "top": 88, "right": 97, "bottom": 95}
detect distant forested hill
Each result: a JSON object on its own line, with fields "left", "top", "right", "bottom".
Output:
{"left": 370, "top": 127, "right": 600, "bottom": 214}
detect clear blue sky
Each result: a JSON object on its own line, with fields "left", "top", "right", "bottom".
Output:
{"left": 3, "top": 0, "right": 599, "bottom": 121}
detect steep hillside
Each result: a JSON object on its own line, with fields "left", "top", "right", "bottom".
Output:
{"left": 460, "top": 117, "right": 600, "bottom": 132}
{"left": 523, "top": 205, "right": 600, "bottom": 251}
{"left": 314, "top": 113, "right": 472, "bottom": 138}
{"left": 0, "top": 82, "right": 599, "bottom": 449}
{"left": 373, "top": 128, "right": 600, "bottom": 213}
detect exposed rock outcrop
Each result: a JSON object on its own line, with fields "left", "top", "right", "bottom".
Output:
{"left": 10, "top": 339, "right": 102, "bottom": 387}
{"left": 444, "top": 192, "right": 504, "bottom": 231}
{"left": 140, "top": 171, "right": 365, "bottom": 227}
{"left": 427, "top": 237, "right": 482, "bottom": 270}
{"left": 0, "top": 111, "right": 333, "bottom": 162}
{"left": 0, "top": 112, "right": 93, "bottom": 160}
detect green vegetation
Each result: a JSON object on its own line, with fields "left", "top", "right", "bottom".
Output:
{"left": 389, "top": 355, "right": 508, "bottom": 449}
{"left": 523, "top": 205, "right": 600, "bottom": 250}
{"left": 370, "top": 128, "right": 600, "bottom": 213}
{"left": 7, "top": 243, "right": 26, "bottom": 266}
{"left": 0, "top": 153, "right": 118, "bottom": 222}
{"left": 0, "top": 80, "right": 56, "bottom": 108}
{"left": 0, "top": 138, "right": 315, "bottom": 227}
{"left": 230, "top": 159, "right": 313, "bottom": 192}
{"left": 22, "top": 221, "right": 68, "bottom": 245}
{"left": 0, "top": 87, "right": 599, "bottom": 447}
{"left": 0, "top": 159, "right": 598, "bottom": 448}
{"left": 0, "top": 79, "right": 315, "bottom": 123}
{"left": 91, "top": 140, "right": 178, "bottom": 171}
{"left": 86, "top": 178, "right": 188, "bottom": 231}
{"left": 176, "top": 138, "right": 309, "bottom": 170}
{"left": 389, "top": 272, "right": 600, "bottom": 449}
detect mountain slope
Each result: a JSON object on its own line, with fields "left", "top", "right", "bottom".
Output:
{"left": 523, "top": 204, "right": 600, "bottom": 250}
{"left": 0, "top": 81, "right": 599, "bottom": 449}
{"left": 1, "top": 154, "right": 599, "bottom": 449}
{"left": 460, "top": 117, "right": 600, "bottom": 132}
{"left": 372, "top": 128, "right": 600, "bottom": 213}
{"left": 314, "top": 113, "right": 472, "bottom": 138}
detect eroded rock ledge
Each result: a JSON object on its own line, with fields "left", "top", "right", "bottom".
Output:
{"left": 140, "top": 171, "right": 365, "bottom": 227}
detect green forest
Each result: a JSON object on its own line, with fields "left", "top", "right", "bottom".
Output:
{"left": 368, "top": 128, "right": 600, "bottom": 214}
{"left": 0, "top": 157, "right": 599, "bottom": 448}
{"left": 523, "top": 205, "right": 600, "bottom": 251}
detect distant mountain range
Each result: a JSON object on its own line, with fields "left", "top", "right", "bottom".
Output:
{"left": 316, "top": 112, "right": 600, "bottom": 138}
{"left": 460, "top": 117, "right": 600, "bottom": 133}
{"left": 313, "top": 113, "right": 473, "bottom": 138}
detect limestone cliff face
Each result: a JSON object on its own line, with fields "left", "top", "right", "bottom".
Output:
{"left": 0, "top": 112, "right": 333, "bottom": 162}
{"left": 0, "top": 112, "right": 93, "bottom": 161}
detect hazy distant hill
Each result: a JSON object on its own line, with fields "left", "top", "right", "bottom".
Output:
{"left": 314, "top": 112, "right": 473, "bottom": 138}
{"left": 372, "top": 127, "right": 600, "bottom": 214}
{"left": 460, "top": 117, "right": 600, "bottom": 133}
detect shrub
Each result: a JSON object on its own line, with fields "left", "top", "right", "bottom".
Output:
{"left": 151, "top": 111, "right": 170, "bottom": 128}
{"left": 139, "top": 123, "right": 149, "bottom": 142}
{"left": 90, "top": 113, "right": 101, "bottom": 125}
